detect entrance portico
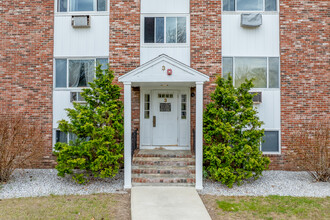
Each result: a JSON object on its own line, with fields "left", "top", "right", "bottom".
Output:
{"left": 118, "top": 54, "right": 209, "bottom": 189}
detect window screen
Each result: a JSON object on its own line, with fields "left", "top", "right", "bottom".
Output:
{"left": 56, "top": 130, "right": 68, "bottom": 143}
{"left": 96, "top": 58, "right": 108, "bottom": 70}
{"left": 97, "top": 0, "right": 107, "bottom": 11}
{"left": 55, "top": 59, "right": 67, "bottom": 88}
{"left": 156, "top": 18, "right": 164, "bottom": 43}
{"left": 262, "top": 131, "right": 279, "bottom": 152}
{"left": 177, "top": 17, "right": 186, "bottom": 43}
{"left": 265, "top": 0, "right": 277, "bottom": 11}
{"left": 58, "top": 0, "right": 68, "bottom": 12}
{"left": 223, "top": 0, "right": 235, "bottom": 11}
{"left": 223, "top": 57, "right": 233, "bottom": 79}
{"left": 269, "top": 57, "right": 279, "bottom": 88}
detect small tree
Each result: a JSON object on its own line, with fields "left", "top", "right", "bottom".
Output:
{"left": 203, "top": 76, "right": 270, "bottom": 188}
{"left": 0, "top": 114, "right": 44, "bottom": 183}
{"left": 54, "top": 65, "right": 124, "bottom": 184}
{"left": 289, "top": 120, "right": 329, "bottom": 182}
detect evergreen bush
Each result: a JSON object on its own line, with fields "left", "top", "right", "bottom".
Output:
{"left": 203, "top": 76, "right": 270, "bottom": 188}
{"left": 54, "top": 64, "right": 124, "bottom": 184}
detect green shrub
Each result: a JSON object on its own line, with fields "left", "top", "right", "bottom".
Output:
{"left": 203, "top": 76, "right": 270, "bottom": 188}
{"left": 54, "top": 64, "right": 124, "bottom": 184}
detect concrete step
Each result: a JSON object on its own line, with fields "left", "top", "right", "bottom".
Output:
{"left": 135, "top": 149, "right": 195, "bottom": 158}
{"left": 132, "top": 167, "right": 195, "bottom": 175}
{"left": 133, "top": 157, "right": 195, "bottom": 162}
{"left": 132, "top": 182, "right": 195, "bottom": 187}
{"left": 132, "top": 173, "right": 195, "bottom": 179}
{"left": 132, "top": 160, "right": 195, "bottom": 166}
{"left": 132, "top": 177, "right": 196, "bottom": 185}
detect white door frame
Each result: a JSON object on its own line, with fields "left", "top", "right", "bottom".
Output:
{"left": 140, "top": 87, "right": 190, "bottom": 150}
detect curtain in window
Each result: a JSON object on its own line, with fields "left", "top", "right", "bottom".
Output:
{"left": 69, "top": 60, "right": 94, "bottom": 87}
{"left": 237, "top": 0, "right": 263, "bottom": 11}
{"left": 70, "top": 0, "right": 93, "bottom": 11}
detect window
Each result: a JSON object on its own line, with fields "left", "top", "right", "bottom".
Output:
{"left": 57, "top": 0, "right": 107, "bottom": 12}
{"left": 144, "top": 17, "right": 187, "bottom": 44}
{"left": 261, "top": 131, "right": 279, "bottom": 153}
{"left": 144, "top": 94, "right": 150, "bottom": 119}
{"left": 223, "top": 0, "right": 277, "bottom": 11}
{"left": 55, "top": 58, "right": 108, "bottom": 88}
{"left": 223, "top": 57, "right": 280, "bottom": 88}
{"left": 181, "top": 94, "right": 187, "bottom": 119}
{"left": 55, "top": 130, "right": 77, "bottom": 144}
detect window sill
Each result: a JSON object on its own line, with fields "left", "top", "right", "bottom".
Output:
{"left": 262, "top": 152, "right": 281, "bottom": 155}
{"left": 222, "top": 11, "right": 279, "bottom": 15}
{"left": 141, "top": 44, "right": 190, "bottom": 48}
{"left": 53, "top": 88, "right": 89, "bottom": 91}
{"left": 55, "top": 11, "right": 109, "bottom": 17}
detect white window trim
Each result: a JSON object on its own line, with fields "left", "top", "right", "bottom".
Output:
{"left": 222, "top": 0, "right": 279, "bottom": 13}
{"left": 141, "top": 13, "right": 190, "bottom": 48}
{"left": 55, "top": 0, "right": 109, "bottom": 15}
{"left": 223, "top": 56, "right": 281, "bottom": 90}
{"left": 53, "top": 57, "right": 108, "bottom": 91}
{"left": 260, "top": 129, "right": 281, "bottom": 155}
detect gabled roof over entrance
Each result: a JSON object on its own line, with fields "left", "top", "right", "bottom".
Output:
{"left": 118, "top": 54, "right": 209, "bottom": 84}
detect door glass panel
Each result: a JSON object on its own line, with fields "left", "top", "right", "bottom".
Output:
{"left": 144, "top": 94, "right": 150, "bottom": 119}
{"left": 160, "top": 103, "right": 171, "bottom": 112}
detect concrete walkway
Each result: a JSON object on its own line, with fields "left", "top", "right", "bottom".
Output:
{"left": 131, "top": 187, "right": 211, "bottom": 220}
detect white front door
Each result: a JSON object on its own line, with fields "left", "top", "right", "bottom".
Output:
{"left": 152, "top": 90, "right": 178, "bottom": 146}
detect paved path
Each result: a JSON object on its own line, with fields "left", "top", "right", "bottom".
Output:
{"left": 131, "top": 187, "right": 211, "bottom": 220}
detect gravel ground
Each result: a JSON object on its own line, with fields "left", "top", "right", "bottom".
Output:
{"left": 201, "top": 171, "right": 330, "bottom": 197}
{"left": 1, "top": 170, "right": 329, "bottom": 199}
{"left": 0, "top": 169, "right": 126, "bottom": 199}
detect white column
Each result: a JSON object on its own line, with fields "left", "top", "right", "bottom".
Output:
{"left": 124, "top": 82, "right": 132, "bottom": 189}
{"left": 195, "top": 82, "right": 204, "bottom": 190}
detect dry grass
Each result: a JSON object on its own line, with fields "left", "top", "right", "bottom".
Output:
{"left": 0, "top": 193, "right": 130, "bottom": 220}
{"left": 201, "top": 194, "right": 330, "bottom": 220}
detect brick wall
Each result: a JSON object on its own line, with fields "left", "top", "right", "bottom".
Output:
{"left": 109, "top": 0, "right": 140, "bottom": 78}
{"left": 268, "top": 0, "right": 330, "bottom": 170}
{"left": 109, "top": 0, "right": 141, "bottom": 137}
{"left": 190, "top": 0, "right": 222, "bottom": 153}
{"left": 0, "top": 1, "right": 55, "bottom": 168}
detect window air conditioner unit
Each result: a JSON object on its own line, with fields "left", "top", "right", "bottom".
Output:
{"left": 70, "top": 92, "right": 86, "bottom": 103}
{"left": 241, "top": 13, "right": 262, "bottom": 27}
{"left": 250, "top": 92, "right": 262, "bottom": 104}
{"left": 71, "top": 15, "right": 90, "bottom": 28}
